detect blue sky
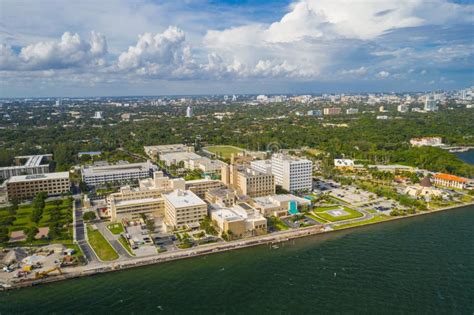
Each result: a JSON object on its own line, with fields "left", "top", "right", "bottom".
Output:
{"left": 0, "top": 0, "right": 473, "bottom": 97}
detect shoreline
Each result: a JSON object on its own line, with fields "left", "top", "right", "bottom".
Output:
{"left": 2, "top": 201, "right": 473, "bottom": 292}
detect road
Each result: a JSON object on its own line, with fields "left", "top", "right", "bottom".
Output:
{"left": 73, "top": 199, "right": 99, "bottom": 263}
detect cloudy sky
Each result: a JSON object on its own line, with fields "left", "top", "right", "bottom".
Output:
{"left": 1, "top": 0, "right": 473, "bottom": 97}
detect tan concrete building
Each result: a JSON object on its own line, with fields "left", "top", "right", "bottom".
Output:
{"left": 163, "top": 189, "right": 208, "bottom": 229}
{"left": 221, "top": 164, "right": 275, "bottom": 197}
{"left": 5, "top": 172, "right": 70, "bottom": 200}
{"left": 107, "top": 171, "right": 185, "bottom": 221}
{"left": 185, "top": 178, "right": 224, "bottom": 198}
{"left": 205, "top": 188, "right": 236, "bottom": 207}
{"left": 209, "top": 202, "right": 267, "bottom": 239}
{"left": 251, "top": 194, "right": 311, "bottom": 217}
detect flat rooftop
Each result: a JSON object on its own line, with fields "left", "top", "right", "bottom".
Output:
{"left": 82, "top": 161, "right": 157, "bottom": 176}
{"left": 144, "top": 144, "right": 190, "bottom": 154}
{"left": 163, "top": 189, "right": 206, "bottom": 208}
{"left": 160, "top": 151, "right": 201, "bottom": 161}
{"left": 253, "top": 194, "right": 310, "bottom": 207}
{"left": 0, "top": 154, "right": 52, "bottom": 170}
{"left": 7, "top": 172, "right": 69, "bottom": 183}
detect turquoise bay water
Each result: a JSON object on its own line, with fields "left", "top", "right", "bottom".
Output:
{"left": 1, "top": 206, "right": 473, "bottom": 314}
{"left": 456, "top": 149, "right": 474, "bottom": 165}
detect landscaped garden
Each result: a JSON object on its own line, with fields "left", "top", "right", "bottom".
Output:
{"left": 0, "top": 195, "right": 74, "bottom": 246}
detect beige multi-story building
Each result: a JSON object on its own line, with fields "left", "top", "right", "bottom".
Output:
{"left": 209, "top": 202, "right": 267, "bottom": 239}
{"left": 107, "top": 171, "right": 224, "bottom": 222}
{"left": 107, "top": 171, "right": 185, "bottom": 221}
{"left": 323, "top": 107, "right": 342, "bottom": 115}
{"left": 185, "top": 178, "right": 224, "bottom": 198}
{"left": 221, "top": 164, "right": 275, "bottom": 197}
{"left": 205, "top": 188, "right": 236, "bottom": 207}
{"left": 5, "top": 172, "right": 70, "bottom": 200}
{"left": 163, "top": 189, "right": 208, "bottom": 229}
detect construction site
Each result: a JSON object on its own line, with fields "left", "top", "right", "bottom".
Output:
{"left": 0, "top": 244, "right": 80, "bottom": 288}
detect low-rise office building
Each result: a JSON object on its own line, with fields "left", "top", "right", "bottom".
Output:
{"left": 4, "top": 172, "right": 70, "bottom": 200}
{"left": 144, "top": 144, "right": 194, "bottom": 160}
{"left": 0, "top": 154, "right": 52, "bottom": 180}
{"left": 159, "top": 151, "right": 202, "bottom": 167}
{"left": 251, "top": 194, "right": 311, "bottom": 217}
{"left": 81, "top": 161, "right": 158, "bottom": 186}
{"left": 163, "top": 189, "right": 208, "bottom": 229}
{"left": 209, "top": 202, "right": 267, "bottom": 238}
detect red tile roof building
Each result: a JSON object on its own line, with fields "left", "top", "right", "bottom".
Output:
{"left": 433, "top": 173, "right": 467, "bottom": 189}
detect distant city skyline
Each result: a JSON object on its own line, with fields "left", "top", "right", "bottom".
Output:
{"left": 1, "top": 0, "right": 473, "bottom": 97}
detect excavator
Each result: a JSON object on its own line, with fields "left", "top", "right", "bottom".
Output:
{"left": 34, "top": 267, "right": 63, "bottom": 279}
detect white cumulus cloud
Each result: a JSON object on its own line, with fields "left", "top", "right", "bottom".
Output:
{"left": 116, "top": 26, "right": 197, "bottom": 78}
{"left": 0, "top": 31, "right": 107, "bottom": 71}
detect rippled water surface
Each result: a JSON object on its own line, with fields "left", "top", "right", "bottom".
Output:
{"left": 1, "top": 206, "right": 473, "bottom": 314}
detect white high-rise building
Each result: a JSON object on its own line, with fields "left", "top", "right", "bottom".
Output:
{"left": 232, "top": 94, "right": 237, "bottom": 101}
{"left": 269, "top": 154, "right": 313, "bottom": 192}
{"left": 424, "top": 95, "right": 438, "bottom": 111}
{"left": 55, "top": 98, "right": 62, "bottom": 106}
{"left": 93, "top": 111, "right": 103, "bottom": 119}
{"left": 186, "top": 106, "right": 193, "bottom": 118}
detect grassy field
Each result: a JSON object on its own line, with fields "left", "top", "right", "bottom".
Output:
{"left": 87, "top": 225, "right": 119, "bottom": 261}
{"left": 313, "top": 206, "right": 363, "bottom": 222}
{"left": 119, "top": 235, "right": 135, "bottom": 256}
{"left": 203, "top": 145, "right": 244, "bottom": 159}
{"left": 107, "top": 223, "right": 125, "bottom": 235}
{"left": 333, "top": 215, "right": 390, "bottom": 230}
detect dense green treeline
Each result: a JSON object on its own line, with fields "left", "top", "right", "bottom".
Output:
{"left": 1, "top": 103, "right": 473, "bottom": 177}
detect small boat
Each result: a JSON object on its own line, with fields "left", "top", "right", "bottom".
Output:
{"left": 271, "top": 245, "right": 279, "bottom": 249}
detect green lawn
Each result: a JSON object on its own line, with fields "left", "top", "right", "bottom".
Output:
{"left": 268, "top": 216, "right": 289, "bottom": 231}
{"left": 306, "top": 212, "right": 329, "bottom": 224}
{"left": 203, "top": 145, "right": 244, "bottom": 159}
{"left": 107, "top": 223, "right": 125, "bottom": 235}
{"left": 87, "top": 225, "right": 118, "bottom": 261}
{"left": 333, "top": 215, "right": 390, "bottom": 230}
{"left": 314, "top": 206, "right": 363, "bottom": 222}
{"left": 119, "top": 235, "right": 135, "bottom": 256}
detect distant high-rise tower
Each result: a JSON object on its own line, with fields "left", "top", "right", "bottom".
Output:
{"left": 186, "top": 106, "right": 193, "bottom": 118}
{"left": 93, "top": 111, "right": 103, "bottom": 119}
{"left": 232, "top": 94, "right": 237, "bottom": 101}
{"left": 55, "top": 98, "right": 62, "bottom": 106}
{"left": 424, "top": 95, "right": 438, "bottom": 111}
